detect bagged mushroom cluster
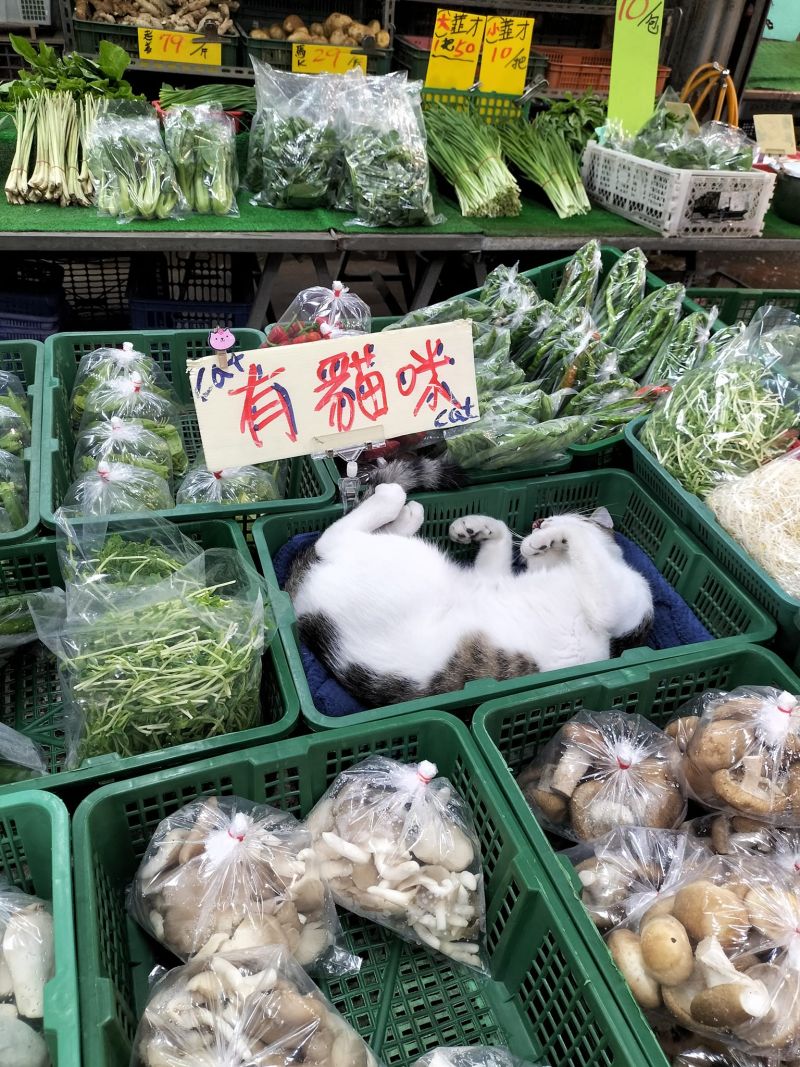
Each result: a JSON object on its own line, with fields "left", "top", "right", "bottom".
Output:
{"left": 129, "top": 796, "right": 346, "bottom": 970}
{"left": 678, "top": 687, "right": 800, "bottom": 823}
{"left": 516, "top": 711, "right": 687, "bottom": 841}
{"left": 306, "top": 757, "right": 486, "bottom": 969}
{"left": 132, "top": 946, "right": 378, "bottom": 1067}
{"left": 683, "top": 812, "right": 800, "bottom": 874}
{"left": 413, "top": 1047, "right": 552, "bottom": 1067}
{"left": 0, "top": 884, "right": 54, "bottom": 1067}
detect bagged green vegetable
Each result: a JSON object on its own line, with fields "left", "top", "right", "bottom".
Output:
{"left": 447, "top": 408, "right": 589, "bottom": 471}
{"left": 0, "top": 371, "right": 31, "bottom": 457}
{"left": 73, "top": 416, "right": 173, "bottom": 482}
{"left": 554, "top": 240, "right": 602, "bottom": 312}
{"left": 591, "top": 248, "right": 647, "bottom": 342}
{"left": 530, "top": 306, "right": 616, "bottom": 391}
{"left": 0, "top": 591, "right": 38, "bottom": 668}
{"left": 176, "top": 464, "right": 279, "bottom": 506}
{"left": 642, "top": 306, "right": 717, "bottom": 385}
{"left": 0, "top": 722, "right": 46, "bottom": 784}
{"left": 62, "top": 461, "right": 175, "bottom": 515}
{"left": 614, "top": 282, "right": 686, "bottom": 378}
{"left": 385, "top": 296, "right": 493, "bottom": 331}
{"left": 564, "top": 378, "right": 665, "bottom": 442}
{"left": 479, "top": 262, "right": 540, "bottom": 322}
{"left": 164, "top": 103, "right": 238, "bottom": 217}
{"left": 70, "top": 342, "right": 175, "bottom": 427}
{"left": 0, "top": 450, "right": 27, "bottom": 530}
{"left": 31, "top": 516, "right": 276, "bottom": 765}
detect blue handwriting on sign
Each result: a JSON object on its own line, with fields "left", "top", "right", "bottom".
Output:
{"left": 434, "top": 396, "right": 477, "bottom": 427}
{"left": 193, "top": 350, "right": 247, "bottom": 402}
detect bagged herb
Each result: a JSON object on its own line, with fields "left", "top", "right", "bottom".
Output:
{"left": 62, "top": 462, "right": 175, "bottom": 515}
{"left": 164, "top": 103, "right": 238, "bottom": 216}
{"left": 176, "top": 464, "right": 279, "bottom": 506}
{"left": 73, "top": 416, "right": 173, "bottom": 482}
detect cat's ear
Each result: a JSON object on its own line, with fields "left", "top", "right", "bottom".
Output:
{"left": 591, "top": 506, "right": 614, "bottom": 530}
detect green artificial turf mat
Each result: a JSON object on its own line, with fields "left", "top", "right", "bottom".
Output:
{"left": 748, "top": 39, "right": 800, "bottom": 92}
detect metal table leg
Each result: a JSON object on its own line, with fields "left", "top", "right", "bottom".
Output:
{"left": 247, "top": 252, "right": 284, "bottom": 329}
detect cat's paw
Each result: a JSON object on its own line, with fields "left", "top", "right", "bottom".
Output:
{"left": 521, "top": 524, "right": 570, "bottom": 560}
{"left": 449, "top": 515, "right": 507, "bottom": 544}
{"left": 383, "top": 501, "right": 425, "bottom": 536}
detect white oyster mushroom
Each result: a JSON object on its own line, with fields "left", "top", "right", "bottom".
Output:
{"left": 0, "top": 1016, "right": 48, "bottom": 1067}
{"left": 2, "top": 906, "right": 54, "bottom": 1019}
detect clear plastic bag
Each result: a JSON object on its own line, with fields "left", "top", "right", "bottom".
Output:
{"left": 89, "top": 104, "right": 186, "bottom": 223}
{"left": 62, "top": 462, "right": 174, "bottom": 516}
{"left": 263, "top": 280, "right": 371, "bottom": 347}
{"left": 339, "top": 70, "right": 439, "bottom": 228}
{"left": 591, "top": 248, "right": 648, "bottom": 342}
{"left": 0, "top": 723, "right": 46, "bottom": 786}
{"left": 516, "top": 710, "right": 687, "bottom": 842}
{"left": 129, "top": 795, "right": 345, "bottom": 969}
{"left": 249, "top": 61, "right": 341, "bottom": 211}
{"left": 678, "top": 686, "right": 800, "bottom": 824}
{"left": 642, "top": 307, "right": 717, "bottom": 386}
{"left": 70, "top": 342, "right": 175, "bottom": 428}
{"left": 478, "top": 263, "right": 541, "bottom": 331}
{"left": 30, "top": 515, "right": 274, "bottom": 766}
{"left": 176, "top": 464, "right": 279, "bottom": 507}
{"left": 562, "top": 378, "right": 665, "bottom": 444}
{"left": 554, "top": 240, "right": 602, "bottom": 313}
{"left": 682, "top": 813, "right": 787, "bottom": 861}
{"left": 0, "top": 592, "right": 38, "bottom": 666}
{"left": 0, "top": 371, "right": 31, "bottom": 459}
{"left": 131, "top": 946, "right": 379, "bottom": 1067}
{"left": 0, "top": 450, "right": 27, "bottom": 531}
{"left": 445, "top": 403, "right": 589, "bottom": 472}
{"left": 164, "top": 103, "right": 238, "bottom": 216}
{"left": 535, "top": 309, "right": 618, "bottom": 394}
{"left": 706, "top": 450, "right": 800, "bottom": 598}
{"left": 307, "top": 756, "right": 486, "bottom": 969}
{"left": 673, "top": 1048, "right": 775, "bottom": 1067}
{"left": 613, "top": 283, "right": 686, "bottom": 379}
{"left": 0, "top": 883, "right": 54, "bottom": 1020}
{"left": 73, "top": 417, "right": 174, "bottom": 484}
{"left": 413, "top": 1048, "right": 551, "bottom": 1067}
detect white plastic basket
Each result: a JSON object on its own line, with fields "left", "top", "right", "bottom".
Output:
{"left": 581, "top": 141, "right": 776, "bottom": 238}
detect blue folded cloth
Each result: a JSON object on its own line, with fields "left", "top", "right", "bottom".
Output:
{"left": 273, "top": 530, "right": 713, "bottom": 718}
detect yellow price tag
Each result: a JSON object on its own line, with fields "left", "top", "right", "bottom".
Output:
{"left": 478, "top": 16, "right": 534, "bottom": 95}
{"left": 137, "top": 28, "right": 221, "bottom": 66}
{"left": 292, "top": 43, "right": 367, "bottom": 73}
{"left": 607, "top": 0, "right": 665, "bottom": 134}
{"left": 425, "top": 9, "right": 486, "bottom": 91}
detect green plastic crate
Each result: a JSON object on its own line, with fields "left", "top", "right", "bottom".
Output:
{"left": 0, "top": 789, "right": 79, "bottom": 1067}
{"left": 0, "top": 339, "right": 44, "bottom": 545}
{"left": 72, "top": 712, "right": 669, "bottom": 1067}
{"left": 253, "top": 467, "right": 775, "bottom": 731}
{"left": 421, "top": 86, "right": 531, "bottom": 123}
{"left": 73, "top": 19, "right": 241, "bottom": 66}
{"left": 0, "top": 520, "right": 298, "bottom": 806}
{"left": 241, "top": 30, "right": 392, "bottom": 73}
{"left": 626, "top": 417, "right": 800, "bottom": 672}
{"left": 41, "top": 329, "right": 337, "bottom": 540}
{"left": 471, "top": 643, "right": 800, "bottom": 1067}
{"left": 687, "top": 287, "right": 800, "bottom": 326}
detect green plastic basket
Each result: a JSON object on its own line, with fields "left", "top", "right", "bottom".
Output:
{"left": 421, "top": 86, "right": 530, "bottom": 123}
{"left": 72, "top": 712, "right": 669, "bottom": 1067}
{"left": 253, "top": 467, "right": 775, "bottom": 732}
{"left": 41, "top": 329, "right": 337, "bottom": 541}
{"left": 0, "top": 521, "right": 298, "bottom": 806}
{"left": 0, "top": 789, "right": 79, "bottom": 1066}
{"left": 626, "top": 417, "right": 800, "bottom": 672}
{"left": 73, "top": 19, "right": 241, "bottom": 66}
{"left": 0, "top": 339, "right": 43, "bottom": 545}
{"left": 471, "top": 643, "right": 800, "bottom": 1067}
{"left": 687, "top": 287, "right": 800, "bottom": 326}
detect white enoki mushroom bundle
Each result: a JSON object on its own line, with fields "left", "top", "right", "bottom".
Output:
{"left": 708, "top": 452, "right": 800, "bottom": 599}
{"left": 132, "top": 946, "right": 379, "bottom": 1067}
{"left": 129, "top": 796, "right": 341, "bottom": 968}
{"left": 413, "top": 1047, "right": 551, "bottom": 1067}
{"left": 680, "top": 687, "right": 800, "bottom": 824}
{"left": 0, "top": 885, "right": 54, "bottom": 1067}
{"left": 516, "top": 711, "right": 687, "bottom": 842}
{"left": 306, "top": 757, "right": 485, "bottom": 969}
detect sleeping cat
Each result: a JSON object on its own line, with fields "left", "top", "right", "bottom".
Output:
{"left": 288, "top": 483, "right": 654, "bottom": 708}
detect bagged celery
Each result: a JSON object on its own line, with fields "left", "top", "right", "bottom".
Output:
{"left": 176, "top": 464, "right": 279, "bottom": 506}
{"left": 70, "top": 342, "right": 175, "bottom": 427}
{"left": 73, "top": 417, "right": 173, "bottom": 482}
{"left": 0, "top": 371, "right": 31, "bottom": 457}
{"left": 62, "top": 462, "right": 174, "bottom": 515}
{"left": 164, "top": 103, "right": 238, "bottom": 216}
{"left": 0, "top": 450, "right": 27, "bottom": 530}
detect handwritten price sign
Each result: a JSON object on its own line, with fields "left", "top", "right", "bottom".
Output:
{"left": 425, "top": 8, "right": 486, "bottom": 91}
{"left": 607, "top": 0, "right": 664, "bottom": 133}
{"left": 137, "top": 28, "right": 222, "bottom": 66}
{"left": 292, "top": 43, "right": 367, "bottom": 73}
{"left": 479, "top": 16, "right": 534, "bottom": 95}
{"left": 187, "top": 322, "right": 479, "bottom": 467}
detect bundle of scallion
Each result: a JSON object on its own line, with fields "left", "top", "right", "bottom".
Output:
{"left": 500, "top": 117, "right": 591, "bottom": 219}
{"left": 424, "top": 106, "right": 521, "bottom": 218}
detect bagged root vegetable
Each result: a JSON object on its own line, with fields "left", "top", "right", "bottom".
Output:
{"left": 70, "top": 342, "right": 175, "bottom": 428}
{"left": 678, "top": 686, "right": 800, "bottom": 824}
{"left": 129, "top": 796, "right": 346, "bottom": 970}
{"left": 413, "top": 1048, "right": 551, "bottom": 1067}
{"left": 516, "top": 711, "right": 687, "bottom": 842}
{"left": 176, "top": 464, "right": 279, "bottom": 506}
{"left": 62, "top": 462, "right": 174, "bottom": 515}
{"left": 131, "top": 946, "right": 379, "bottom": 1067}
{"left": 591, "top": 248, "right": 648, "bottom": 342}
{"left": 554, "top": 240, "right": 602, "bottom": 313}
{"left": 89, "top": 105, "right": 186, "bottom": 223}
{"left": 307, "top": 756, "right": 486, "bottom": 969}
{"left": 0, "top": 371, "right": 31, "bottom": 458}
{"left": 0, "top": 450, "right": 27, "bottom": 530}
{"left": 0, "top": 883, "right": 54, "bottom": 1021}
{"left": 706, "top": 451, "right": 800, "bottom": 598}
{"left": 0, "top": 723, "right": 46, "bottom": 785}
{"left": 642, "top": 307, "right": 717, "bottom": 386}
{"left": 340, "top": 71, "right": 439, "bottom": 228}
{"left": 73, "top": 417, "right": 173, "bottom": 483}
{"left": 263, "top": 281, "right": 371, "bottom": 347}
{"left": 164, "top": 103, "right": 238, "bottom": 216}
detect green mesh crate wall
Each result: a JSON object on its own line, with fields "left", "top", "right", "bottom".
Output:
{"left": 626, "top": 418, "right": 800, "bottom": 672}
{"left": 0, "top": 521, "right": 298, "bottom": 805}
{"left": 41, "top": 329, "right": 337, "bottom": 540}
{"left": 687, "top": 287, "right": 800, "bottom": 325}
{"left": 471, "top": 643, "right": 800, "bottom": 1067}
{"left": 0, "top": 339, "right": 43, "bottom": 545}
{"left": 0, "top": 789, "right": 79, "bottom": 1066}
{"left": 253, "top": 468, "right": 775, "bottom": 731}
{"left": 72, "top": 712, "right": 669, "bottom": 1067}
{"left": 421, "top": 87, "right": 530, "bottom": 123}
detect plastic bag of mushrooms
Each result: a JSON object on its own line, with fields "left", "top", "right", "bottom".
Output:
{"left": 306, "top": 757, "right": 486, "bottom": 970}
{"left": 671, "top": 687, "right": 800, "bottom": 824}
{"left": 131, "top": 945, "right": 379, "bottom": 1067}
{"left": 128, "top": 796, "right": 353, "bottom": 973}
{"left": 413, "top": 1048, "right": 551, "bottom": 1067}
{"left": 516, "top": 711, "right": 687, "bottom": 842}
{"left": 583, "top": 848, "right": 800, "bottom": 1057}
{"left": 0, "top": 884, "right": 55, "bottom": 1067}
{"left": 683, "top": 813, "right": 800, "bottom": 876}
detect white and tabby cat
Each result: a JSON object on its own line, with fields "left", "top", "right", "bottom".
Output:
{"left": 289, "top": 483, "right": 654, "bottom": 707}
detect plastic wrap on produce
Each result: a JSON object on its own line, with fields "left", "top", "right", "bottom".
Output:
{"left": 0, "top": 723, "right": 46, "bottom": 785}
{"left": 70, "top": 342, "right": 175, "bottom": 428}
{"left": 73, "top": 417, "right": 174, "bottom": 484}
{"left": 591, "top": 248, "right": 647, "bottom": 342}
{"left": 554, "top": 239, "right": 602, "bottom": 312}
{"left": 263, "top": 280, "right": 371, "bottom": 347}
{"left": 642, "top": 306, "right": 717, "bottom": 385}
{"left": 0, "top": 449, "right": 27, "bottom": 531}
{"left": 62, "top": 461, "right": 174, "bottom": 515}
{"left": 0, "top": 371, "right": 31, "bottom": 458}
{"left": 164, "top": 103, "right": 238, "bottom": 216}
{"left": 413, "top": 1048, "right": 551, "bottom": 1067}
{"left": 176, "top": 464, "right": 279, "bottom": 506}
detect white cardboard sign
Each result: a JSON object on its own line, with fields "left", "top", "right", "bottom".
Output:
{"left": 187, "top": 320, "right": 479, "bottom": 468}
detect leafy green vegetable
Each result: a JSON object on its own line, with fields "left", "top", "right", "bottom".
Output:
{"left": 642, "top": 309, "right": 714, "bottom": 385}
{"left": 591, "top": 249, "right": 647, "bottom": 341}
{"left": 0, "top": 36, "right": 138, "bottom": 108}
{"left": 63, "top": 462, "right": 175, "bottom": 515}
{"left": 160, "top": 83, "right": 256, "bottom": 113}
{"left": 614, "top": 283, "right": 685, "bottom": 378}
{"left": 257, "top": 113, "right": 339, "bottom": 210}
{"left": 176, "top": 465, "right": 279, "bottom": 506}
{"left": 479, "top": 264, "right": 539, "bottom": 320}
{"left": 532, "top": 90, "right": 606, "bottom": 156}
{"left": 554, "top": 239, "right": 602, "bottom": 312}
{"left": 165, "top": 105, "right": 238, "bottom": 216}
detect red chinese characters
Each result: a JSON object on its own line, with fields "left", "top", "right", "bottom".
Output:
{"left": 314, "top": 344, "right": 388, "bottom": 432}
{"left": 228, "top": 362, "right": 298, "bottom": 447}
{"left": 396, "top": 337, "right": 461, "bottom": 417}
